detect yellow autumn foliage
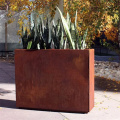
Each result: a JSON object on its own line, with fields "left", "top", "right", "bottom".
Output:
{"left": 64, "top": 0, "right": 119, "bottom": 44}
{"left": 0, "top": 0, "right": 119, "bottom": 44}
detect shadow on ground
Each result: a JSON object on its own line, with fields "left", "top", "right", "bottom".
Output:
{"left": 0, "top": 99, "right": 16, "bottom": 109}
{"left": 95, "top": 76, "right": 120, "bottom": 92}
{"left": 0, "top": 88, "right": 12, "bottom": 95}
{"left": 0, "top": 60, "right": 15, "bottom": 84}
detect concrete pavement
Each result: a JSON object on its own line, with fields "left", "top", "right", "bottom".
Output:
{"left": 0, "top": 61, "right": 120, "bottom": 120}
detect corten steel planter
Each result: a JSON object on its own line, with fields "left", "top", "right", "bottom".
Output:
{"left": 15, "top": 49, "right": 94, "bottom": 113}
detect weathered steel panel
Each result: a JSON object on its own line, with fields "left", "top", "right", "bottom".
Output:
{"left": 15, "top": 49, "right": 94, "bottom": 113}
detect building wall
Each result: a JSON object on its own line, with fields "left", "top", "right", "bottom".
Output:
{"left": 54, "top": 0, "right": 63, "bottom": 21}
{"left": 0, "top": 0, "right": 63, "bottom": 51}
{"left": 0, "top": 10, "right": 22, "bottom": 51}
{"left": 0, "top": 10, "right": 7, "bottom": 43}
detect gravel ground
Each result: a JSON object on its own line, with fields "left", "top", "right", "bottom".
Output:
{"left": 95, "top": 55, "right": 120, "bottom": 82}
{"left": 0, "top": 57, "right": 14, "bottom": 64}
{"left": 95, "top": 61, "right": 120, "bottom": 81}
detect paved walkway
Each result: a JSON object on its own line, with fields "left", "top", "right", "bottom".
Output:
{"left": 0, "top": 61, "right": 120, "bottom": 120}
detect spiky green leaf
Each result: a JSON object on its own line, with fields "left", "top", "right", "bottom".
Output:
{"left": 27, "top": 41, "right": 32, "bottom": 49}
{"left": 57, "top": 7, "right": 75, "bottom": 49}
{"left": 81, "top": 28, "right": 88, "bottom": 49}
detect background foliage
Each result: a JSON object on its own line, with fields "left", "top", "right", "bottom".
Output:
{"left": 64, "top": 0, "right": 119, "bottom": 47}
{"left": 0, "top": 0, "right": 119, "bottom": 48}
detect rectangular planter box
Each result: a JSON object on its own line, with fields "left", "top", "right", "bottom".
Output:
{"left": 15, "top": 49, "right": 94, "bottom": 113}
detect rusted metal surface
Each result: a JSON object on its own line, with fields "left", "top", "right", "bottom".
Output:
{"left": 89, "top": 50, "right": 94, "bottom": 111}
{"left": 15, "top": 49, "right": 94, "bottom": 113}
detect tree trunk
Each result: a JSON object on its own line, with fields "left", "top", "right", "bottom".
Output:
{"left": 5, "top": 22, "right": 7, "bottom": 51}
{"left": 118, "top": 1, "right": 120, "bottom": 47}
{"left": 5, "top": 4, "right": 8, "bottom": 53}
